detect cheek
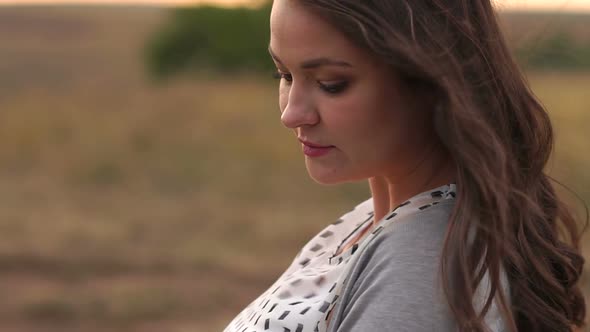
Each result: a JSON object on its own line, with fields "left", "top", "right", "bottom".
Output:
{"left": 325, "top": 90, "right": 390, "bottom": 136}
{"left": 330, "top": 91, "right": 407, "bottom": 155}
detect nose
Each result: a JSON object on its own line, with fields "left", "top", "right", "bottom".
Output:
{"left": 280, "top": 83, "right": 319, "bottom": 129}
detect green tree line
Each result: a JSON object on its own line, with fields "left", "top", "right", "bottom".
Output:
{"left": 144, "top": 5, "right": 590, "bottom": 80}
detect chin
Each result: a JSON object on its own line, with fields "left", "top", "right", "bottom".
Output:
{"left": 309, "top": 174, "right": 342, "bottom": 185}
{"left": 305, "top": 163, "right": 361, "bottom": 185}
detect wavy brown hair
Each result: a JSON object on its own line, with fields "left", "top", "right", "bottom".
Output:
{"left": 293, "top": 0, "right": 588, "bottom": 331}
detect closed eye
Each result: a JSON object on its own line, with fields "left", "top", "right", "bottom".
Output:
{"left": 319, "top": 81, "right": 349, "bottom": 95}
{"left": 272, "top": 70, "right": 349, "bottom": 95}
{"left": 272, "top": 70, "right": 292, "bottom": 83}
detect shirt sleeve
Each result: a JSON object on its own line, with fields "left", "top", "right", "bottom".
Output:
{"left": 332, "top": 204, "right": 458, "bottom": 332}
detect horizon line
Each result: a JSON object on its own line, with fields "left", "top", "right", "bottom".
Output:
{"left": 0, "top": 0, "right": 590, "bottom": 13}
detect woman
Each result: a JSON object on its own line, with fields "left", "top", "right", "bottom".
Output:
{"left": 224, "top": 0, "right": 587, "bottom": 331}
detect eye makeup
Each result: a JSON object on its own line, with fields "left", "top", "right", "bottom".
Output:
{"left": 319, "top": 81, "right": 349, "bottom": 95}
{"left": 272, "top": 70, "right": 350, "bottom": 95}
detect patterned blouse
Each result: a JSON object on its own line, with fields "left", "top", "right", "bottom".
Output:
{"left": 223, "top": 183, "right": 457, "bottom": 332}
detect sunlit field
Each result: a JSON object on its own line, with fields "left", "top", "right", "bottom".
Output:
{"left": 0, "top": 6, "right": 588, "bottom": 332}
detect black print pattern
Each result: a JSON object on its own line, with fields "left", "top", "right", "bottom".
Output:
{"left": 224, "top": 183, "right": 457, "bottom": 332}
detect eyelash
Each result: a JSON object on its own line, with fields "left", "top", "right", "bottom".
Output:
{"left": 272, "top": 71, "right": 349, "bottom": 95}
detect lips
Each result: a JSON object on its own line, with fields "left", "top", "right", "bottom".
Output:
{"left": 298, "top": 138, "right": 333, "bottom": 148}
{"left": 302, "top": 144, "right": 334, "bottom": 157}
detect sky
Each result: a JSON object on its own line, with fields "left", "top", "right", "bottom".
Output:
{"left": 0, "top": 0, "right": 589, "bottom": 12}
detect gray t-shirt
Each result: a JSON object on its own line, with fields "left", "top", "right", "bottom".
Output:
{"left": 327, "top": 198, "right": 510, "bottom": 332}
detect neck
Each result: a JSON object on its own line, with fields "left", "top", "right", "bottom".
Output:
{"left": 369, "top": 141, "right": 456, "bottom": 224}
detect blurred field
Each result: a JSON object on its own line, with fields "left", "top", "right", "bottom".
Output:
{"left": 0, "top": 6, "right": 588, "bottom": 332}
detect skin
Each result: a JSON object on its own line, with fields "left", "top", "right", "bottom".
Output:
{"left": 269, "top": 0, "right": 457, "bottom": 246}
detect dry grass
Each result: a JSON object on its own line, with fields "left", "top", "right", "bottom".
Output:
{"left": 0, "top": 6, "right": 588, "bottom": 332}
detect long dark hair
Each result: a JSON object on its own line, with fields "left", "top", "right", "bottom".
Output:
{"left": 294, "top": 0, "right": 587, "bottom": 331}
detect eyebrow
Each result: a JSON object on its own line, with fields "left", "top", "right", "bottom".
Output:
{"left": 268, "top": 45, "right": 353, "bottom": 69}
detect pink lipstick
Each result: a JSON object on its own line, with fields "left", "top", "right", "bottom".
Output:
{"left": 302, "top": 144, "right": 334, "bottom": 157}
{"left": 298, "top": 138, "right": 334, "bottom": 157}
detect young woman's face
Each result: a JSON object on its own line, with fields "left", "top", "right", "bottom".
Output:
{"left": 269, "top": 0, "right": 436, "bottom": 185}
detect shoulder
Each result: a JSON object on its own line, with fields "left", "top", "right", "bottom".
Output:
{"left": 332, "top": 200, "right": 458, "bottom": 331}
{"left": 352, "top": 198, "right": 457, "bottom": 281}
{"left": 365, "top": 198, "right": 456, "bottom": 260}
{"left": 348, "top": 199, "right": 456, "bottom": 303}
{"left": 332, "top": 199, "right": 511, "bottom": 332}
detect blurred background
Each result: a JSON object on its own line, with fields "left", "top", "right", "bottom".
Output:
{"left": 0, "top": 1, "right": 588, "bottom": 331}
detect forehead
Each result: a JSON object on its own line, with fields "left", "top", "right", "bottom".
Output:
{"left": 269, "top": 0, "right": 366, "bottom": 65}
